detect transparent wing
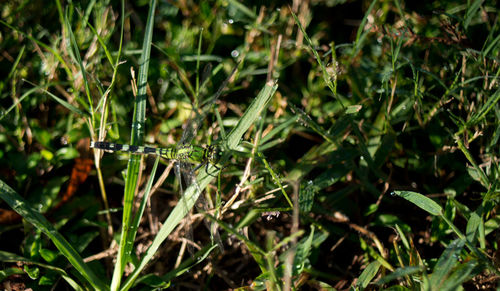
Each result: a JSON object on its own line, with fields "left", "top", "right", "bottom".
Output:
{"left": 178, "top": 62, "right": 239, "bottom": 145}
{"left": 176, "top": 62, "right": 239, "bottom": 253}
{"left": 179, "top": 160, "right": 223, "bottom": 252}
{"left": 174, "top": 161, "right": 196, "bottom": 255}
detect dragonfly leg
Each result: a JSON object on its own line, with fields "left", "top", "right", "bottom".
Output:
{"left": 193, "top": 161, "right": 205, "bottom": 172}
{"left": 206, "top": 163, "right": 219, "bottom": 177}
{"left": 193, "top": 161, "right": 219, "bottom": 177}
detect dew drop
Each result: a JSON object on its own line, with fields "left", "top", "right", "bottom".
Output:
{"left": 231, "top": 50, "right": 240, "bottom": 58}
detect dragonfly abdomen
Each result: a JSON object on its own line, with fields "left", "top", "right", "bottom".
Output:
{"left": 90, "top": 141, "right": 211, "bottom": 165}
{"left": 91, "top": 141, "right": 171, "bottom": 157}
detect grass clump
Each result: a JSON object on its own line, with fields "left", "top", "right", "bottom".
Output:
{"left": 0, "top": 0, "right": 499, "bottom": 290}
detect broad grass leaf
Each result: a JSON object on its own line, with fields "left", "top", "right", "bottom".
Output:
{"left": 393, "top": 191, "right": 443, "bottom": 216}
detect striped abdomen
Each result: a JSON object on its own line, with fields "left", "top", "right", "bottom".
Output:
{"left": 90, "top": 141, "right": 213, "bottom": 165}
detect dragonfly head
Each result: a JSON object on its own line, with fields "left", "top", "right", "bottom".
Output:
{"left": 207, "top": 145, "right": 223, "bottom": 166}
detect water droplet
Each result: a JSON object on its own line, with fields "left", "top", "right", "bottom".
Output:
{"left": 390, "top": 191, "right": 395, "bottom": 196}
{"left": 228, "top": 19, "right": 234, "bottom": 24}
{"left": 231, "top": 50, "right": 240, "bottom": 58}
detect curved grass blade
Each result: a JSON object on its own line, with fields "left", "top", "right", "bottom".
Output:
{"left": 392, "top": 190, "right": 443, "bottom": 216}
{"left": 111, "top": 0, "right": 156, "bottom": 290}
{"left": 0, "top": 180, "right": 107, "bottom": 290}
{"left": 429, "top": 238, "right": 465, "bottom": 289}
{"left": 120, "top": 80, "right": 278, "bottom": 291}
{"left": 0, "top": 20, "right": 72, "bottom": 78}
{"left": 174, "top": 61, "right": 240, "bottom": 254}
{"left": 23, "top": 80, "right": 87, "bottom": 117}
{"left": 65, "top": 11, "right": 94, "bottom": 118}
{"left": 0, "top": 250, "right": 84, "bottom": 290}
{"left": 355, "top": 260, "right": 381, "bottom": 289}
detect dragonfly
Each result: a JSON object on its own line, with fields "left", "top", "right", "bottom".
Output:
{"left": 90, "top": 140, "right": 224, "bottom": 253}
{"left": 89, "top": 141, "right": 222, "bottom": 171}
{"left": 92, "top": 62, "right": 238, "bottom": 253}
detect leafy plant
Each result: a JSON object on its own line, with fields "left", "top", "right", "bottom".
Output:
{"left": 1, "top": 0, "right": 499, "bottom": 290}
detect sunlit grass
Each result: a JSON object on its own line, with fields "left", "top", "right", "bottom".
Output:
{"left": 0, "top": 0, "right": 499, "bottom": 290}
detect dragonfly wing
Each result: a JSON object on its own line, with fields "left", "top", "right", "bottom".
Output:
{"left": 178, "top": 62, "right": 240, "bottom": 145}
{"left": 179, "top": 161, "right": 223, "bottom": 252}
{"left": 174, "top": 162, "right": 196, "bottom": 255}
{"left": 174, "top": 62, "right": 239, "bottom": 253}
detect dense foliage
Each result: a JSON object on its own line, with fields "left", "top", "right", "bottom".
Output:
{"left": 0, "top": 0, "right": 499, "bottom": 290}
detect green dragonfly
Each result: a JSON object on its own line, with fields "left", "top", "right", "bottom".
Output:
{"left": 90, "top": 140, "right": 224, "bottom": 253}
{"left": 92, "top": 62, "right": 238, "bottom": 254}
{"left": 89, "top": 141, "right": 222, "bottom": 171}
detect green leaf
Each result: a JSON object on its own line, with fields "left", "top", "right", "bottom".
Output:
{"left": 468, "top": 88, "right": 500, "bottom": 126}
{"left": 392, "top": 191, "right": 443, "bottom": 216}
{"left": 39, "top": 248, "right": 59, "bottom": 263}
{"left": 429, "top": 238, "right": 465, "bottom": 288}
{"left": 24, "top": 265, "right": 40, "bottom": 279}
{"left": 439, "top": 260, "right": 479, "bottom": 291}
{"left": 376, "top": 266, "right": 423, "bottom": 285}
{"left": 120, "top": 80, "right": 277, "bottom": 291}
{"left": 466, "top": 211, "right": 481, "bottom": 243}
{"left": 356, "top": 261, "right": 381, "bottom": 289}
{"left": 0, "top": 267, "right": 25, "bottom": 282}
{"left": 345, "top": 104, "right": 362, "bottom": 114}
{"left": 0, "top": 180, "right": 107, "bottom": 290}
{"left": 292, "top": 226, "right": 315, "bottom": 275}
{"left": 111, "top": 0, "right": 157, "bottom": 289}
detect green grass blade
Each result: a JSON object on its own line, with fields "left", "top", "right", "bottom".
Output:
{"left": 0, "top": 180, "right": 107, "bottom": 290}
{"left": 352, "top": 0, "right": 377, "bottom": 57}
{"left": 64, "top": 11, "right": 94, "bottom": 117}
{"left": 111, "top": 0, "right": 157, "bottom": 290}
{"left": 120, "top": 80, "right": 277, "bottom": 290}
{"left": 376, "top": 266, "right": 423, "bottom": 285}
{"left": 226, "top": 0, "right": 257, "bottom": 19}
{"left": 463, "top": 0, "right": 483, "bottom": 29}
{"left": 0, "top": 20, "right": 72, "bottom": 78}
{"left": 355, "top": 261, "right": 381, "bottom": 289}
{"left": 0, "top": 45, "right": 24, "bottom": 97}
{"left": 392, "top": 191, "right": 443, "bottom": 216}
{"left": 0, "top": 86, "right": 38, "bottom": 121}
{"left": 439, "top": 260, "right": 479, "bottom": 291}
{"left": 226, "top": 81, "right": 278, "bottom": 149}
{"left": 126, "top": 157, "right": 159, "bottom": 248}
{"left": 455, "top": 137, "right": 489, "bottom": 187}
{"left": 160, "top": 244, "right": 218, "bottom": 283}
{"left": 290, "top": 10, "right": 339, "bottom": 104}
{"left": 429, "top": 238, "right": 465, "bottom": 288}
{"left": 468, "top": 87, "right": 500, "bottom": 126}
{"left": 23, "top": 80, "right": 87, "bottom": 116}
{"left": 258, "top": 151, "right": 293, "bottom": 208}
{"left": 0, "top": 250, "right": 84, "bottom": 290}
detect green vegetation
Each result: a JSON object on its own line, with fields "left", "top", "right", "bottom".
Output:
{"left": 0, "top": 0, "right": 499, "bottom": 290}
